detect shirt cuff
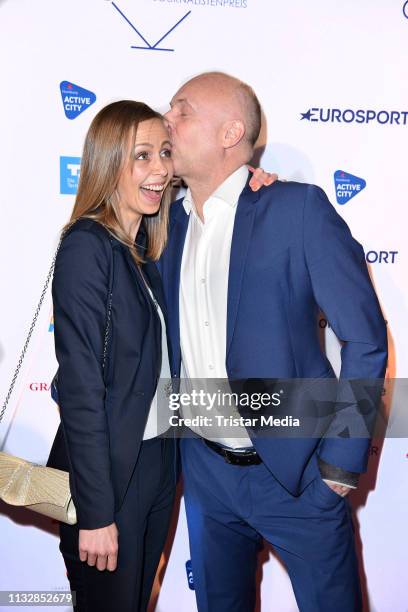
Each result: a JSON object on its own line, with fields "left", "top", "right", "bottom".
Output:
{"left": 317, "top": 456, "right": 360, "bottom": 488}
{"left": 322, "top": 478, "right": 357, "bottom": 489}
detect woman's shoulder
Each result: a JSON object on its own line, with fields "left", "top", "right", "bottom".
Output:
{"left": 65, "top": 217, "right": 111, "bottom": 240}
{"left": 57, "top": 218, "right": 114, "bottom": 265}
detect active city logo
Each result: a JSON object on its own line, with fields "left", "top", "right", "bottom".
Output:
{"left": 334, "top": 170, "right": 366, "bottom": 205}
{"left": 403, "top": 1, "right": 408, "bottom": 19}
{"left": 60, "top": 156, "right": 81, "bottom": 195}
{"left": 300, "top": 108, "right": 408, "bottom": 125}
{"left": 185, "top": 560, "right": 195, "bottom": 590}
{"left": 111, "top": 1, "right": 190, "bottom": 51}
{"left": 60, "top": 81, "right": 96, "bottom": 120}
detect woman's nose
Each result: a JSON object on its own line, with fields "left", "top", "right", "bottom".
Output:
{"left": 153, "top": 157, "right": 168, "bottom": 176}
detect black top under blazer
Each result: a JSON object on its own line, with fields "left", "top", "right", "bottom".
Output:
{"left": 46, "top": 217, "right": 170, "bottom": 529}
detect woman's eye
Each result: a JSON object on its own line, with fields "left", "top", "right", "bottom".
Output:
{"left": 161, "top": 149, "right": 172, "bottom": 158}
{"left": 135, "top": 151, "right": 149, "bottom": 160}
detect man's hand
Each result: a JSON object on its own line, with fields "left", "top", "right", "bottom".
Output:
{"left": 248, "top": 165, "right": 278, "bottom": 191}
{"left": 323, "top": 480, "right": 353, "bottom": 497}
{"left": 79, "top": 522, "right": 119, "bottom": 571}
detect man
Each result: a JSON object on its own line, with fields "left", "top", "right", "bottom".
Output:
{"left": 159, "top": 72, "right": 387, "bottom": 611}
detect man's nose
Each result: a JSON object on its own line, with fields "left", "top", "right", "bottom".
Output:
{"left": 163, "top": 112, "right": 173, "bottom": 131}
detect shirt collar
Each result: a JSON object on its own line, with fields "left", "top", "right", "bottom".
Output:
{"left": 182, "top": 164, "right": 249, "bottom": 215}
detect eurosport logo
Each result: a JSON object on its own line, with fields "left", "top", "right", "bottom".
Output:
{"left": 403, "top": 1, "right": 408, "bottom": 19}
{"left": 366, "top": 251, "right": 398, "bottom": 264}
{"left": 60, "top": 81, "right": 96, "bottom": 120}
{"left": 300, "top": 108, "right": 408, "bottom": 125}
{"left": 60, "top": 156, "right": 81, "bottom": 195}
{"left": 111, "top": 1, "right": 191, "bottom": 51}
{"left": 334, "top": 170, "right": 366, "bottom": 205}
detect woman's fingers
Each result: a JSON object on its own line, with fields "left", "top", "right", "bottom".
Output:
{"left": 78, "top": 523, "right": 118, "bottom": 571}
{"left": 96, "top": 554, "right": 108, "bottom": 571}
{"left": 265, "top": 172, "right": 279, "bottom": 185}
{"left": 248, "top": 166, "right": 279, "bottom": 191}
{"left": 86, "top": 552, "right": 97, "bottom": 567}
{"left": 106, "top": 552, "right": 118, "bottom": 572}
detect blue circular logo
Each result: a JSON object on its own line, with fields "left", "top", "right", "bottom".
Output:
{"left": 403, "top": 1, "right": 408, "bottom": 18}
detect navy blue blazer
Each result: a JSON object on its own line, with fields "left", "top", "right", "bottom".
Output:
{"left": 158, "top": 176, "right": 388, "bottom": 495}
{"left": 46, "top": 218, "right": 169, "bottom": 529}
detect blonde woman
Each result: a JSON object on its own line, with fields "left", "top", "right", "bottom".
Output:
{"left": 46, "top": 100, "right": 177, "bottom": 612}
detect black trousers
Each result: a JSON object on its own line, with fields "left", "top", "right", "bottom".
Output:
{"left": 58, "top": 436, "right": 177, "bottom": 612}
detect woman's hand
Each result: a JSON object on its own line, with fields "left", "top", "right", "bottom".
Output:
{"left": 79, "top": 522, "right": 119, "bottom": 571}
{"left": 248, "top": 166, "right": 279, "bottom": 191}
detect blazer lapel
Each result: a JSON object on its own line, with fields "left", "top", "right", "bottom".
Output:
{"left": 226, "top": 184, "right": 260, "bottom": 359}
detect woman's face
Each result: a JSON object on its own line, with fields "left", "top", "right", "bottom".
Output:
{"left": 116, "top": 118, "right": 173, "bottom": 219}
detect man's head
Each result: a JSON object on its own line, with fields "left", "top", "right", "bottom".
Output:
{"left": 164, "top": 72, "right": 261, "bottom": 183}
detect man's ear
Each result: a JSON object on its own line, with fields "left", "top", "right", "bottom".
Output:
{"left": 222, "top": 119, "right": 246, "bottom": 149}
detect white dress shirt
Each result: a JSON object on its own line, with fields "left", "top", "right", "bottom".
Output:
{"left": 179, "top": 164, "right": 253, "bottom": 449}
{"left": 142, "top": 283, "right": 171, "bottom": 440}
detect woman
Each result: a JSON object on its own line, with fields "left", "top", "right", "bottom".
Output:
{"left": 46, "top": 100, "right": 176, "bottom": 612}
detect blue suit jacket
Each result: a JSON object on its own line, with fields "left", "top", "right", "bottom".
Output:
{"left": 158, "top": 176, "right": 388, "bottom": 495}
{"left": 47, "top": 218, "right": 168, "bottom": 529}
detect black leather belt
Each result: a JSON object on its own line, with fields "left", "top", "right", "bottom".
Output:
{"left": 203, "top": 439, "right": 262, "bottom": 466}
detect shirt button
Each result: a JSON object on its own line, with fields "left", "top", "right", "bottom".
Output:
{"left": 201, "top": 278, "right": 206, "bottom": 283}
{"left": 204, "top": 321, "right": 209, "bottom": 326}
{"left": 208, "top": 364, "right": 214, "bottom": 370}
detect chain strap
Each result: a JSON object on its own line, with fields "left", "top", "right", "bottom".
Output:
{"left": 102, "top": 289, "right": 113, "bottom": 371}
{"left": 0, "top": 220, "right": 113, "bottom": 426}
{"left": 137, "top": 266, "right": 159, "bottom": 310}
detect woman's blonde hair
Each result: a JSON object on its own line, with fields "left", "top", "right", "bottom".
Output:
{"left": 62, "top": 100, "right": 172, "bottom": 263}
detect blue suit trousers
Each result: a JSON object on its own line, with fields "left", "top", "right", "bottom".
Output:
{"left": 181, "top": 437, "right": 362, "bottom": 612}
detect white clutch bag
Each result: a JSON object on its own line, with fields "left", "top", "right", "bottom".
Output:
{"left": 0, "top": 451, "right": 77, "bottom": 524}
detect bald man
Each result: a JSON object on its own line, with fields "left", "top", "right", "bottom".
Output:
{"left": 159, "top": 72, "right": 387, "bottom": 612}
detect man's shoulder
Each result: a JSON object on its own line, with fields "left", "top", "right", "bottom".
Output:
{"left": 256, "top": 180, "right": 332, "bottom": 220}
{"left": 258, "top": 179, "right": 325, "bottom": 201}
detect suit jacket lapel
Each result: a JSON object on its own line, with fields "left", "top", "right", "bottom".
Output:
{"left": 226, "top": 184, "right": 260, "bottom": 359}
